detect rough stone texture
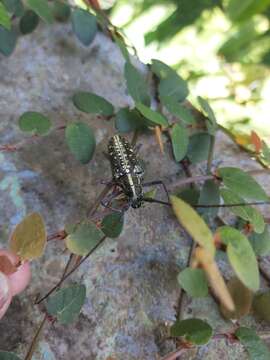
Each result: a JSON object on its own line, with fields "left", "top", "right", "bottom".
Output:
{"left": 0, "top": 23, "right": 269, "bottom": 360}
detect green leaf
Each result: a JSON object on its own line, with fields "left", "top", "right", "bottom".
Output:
{"left": 0, "top": 2, "right": 11, "bottom": 29}
{"left": 151, "top": 59, "right": 175, "bottom": 79}
{"left": 221, "top": 188, "right": 265, "bottom": 233}
{"left": 113, "top": 32, "right": 130, "bottom": 61}
{"left": 19, "top": 10, "right": 39, "bottom": 34}
{"left": 101, "top": 212, "right": 124, "bottom": 238}
{"left": 65, "top": 221, "right": 104, "bottom": 255}
{"left": 52, "top": 0, "right": 70, "bottom": 22}
{"left": 220, "top": 277, "right": 253, "bottom": 320}
{"left": 27, "top": 0, "right": 53, "bottom": 24}
{"left": 249, "top": 226, "right": 270, "bottom": 256}
{"left": 198, "top": 180, "right": 220, "bottom": 219}
{"left": 71, "top": 9, "right": 97, "bottom": 46}
{"left": 227, "top": 0, "right": 270, "bottom": 23}
{"left": 65, "top": 122, "right": 96, "bottom": 164}
{"left": 0, "top": 352, "right": 22, "bottom": 360}
{"left": 115, "top": 108, "right": 145, "bottom": 133}
{"left": 124, "top": 61, "right": 151, "bottom": 106}
{"left": 159, "top": 74, "right": 189, "bottom": 104}
{"left": 178, "top": 188, "right": 200, "bottom": 207}
{"left": 144, "top": 188, "right": 157, "bottom": 199}
{"left": 197, "top": 96, "right": 217, "bottom": 135}
{"left": 187, "top": 133, "right": 211, "bottom": 164}
{"left": 262, "top": 141, "right": 270, "bottom": 164}
{"left": 252, "top": 291, "right": 270, "bottom": 323}
{"left": 0, "top": 25, "right": 16, "bottom": 56}
{"left": 218, "top": 167, "right": 268, "bottom": 201}
{"left": 170, "top": 195, "right": 215, "bottom": 256}
{"left": 10, "top": 212, "right": 47, "bottom": 260}
{"left": 135, "top": 102, "right": 169, "bottom": 127}
{"left": 18, "top": 111, "right": 51, "bottom": 135}
{"left": 235, "top": 327, "right": 270, "bottom": 360}
{"left": 162, "top": 99, "right": 196, "bottom": 124}
{"left": 178, "top": 268, "right": 208, "bottom": 298}
{"left": 73, "top": 91, "right": 114, "bottom": 116}
{"left": 171, "top": 318, "right": 213, "bottom": 345}
{"left": 2, "top": 0, "right": 24, "bottom": 16}
{"left": 46, "top": 284, "right": 86, "bottom": 324}
{"left": 171, "top": 123, "right": 189, "bottom": 162}
{"left": 218, "top": 226, "right": 259, "bottom": 291}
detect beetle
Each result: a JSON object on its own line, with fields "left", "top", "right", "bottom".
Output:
{"left": 104, "top": 134, "right": 169, "bottom": 211}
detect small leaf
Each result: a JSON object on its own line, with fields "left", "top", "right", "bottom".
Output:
{"left": 162, "top": 99, "right": 196, "bottom": 124}
{"left": 159, "top": 74, "right": 189, "bottom": 104}
{"left": 220, "top": 277, "right": 253, "bottom": 320}
{"left": 0, "top": 25, "right": 16, "bottom": 56}
{"left": 0, "top": 352, "right": 22, "bottom": 360}
{"left": 9, "top": 212, "right": 46, "bottom": 260}
{"left": 73, "top": 91, "right": 114, "bottom": 116}
{"left": 113, "top": 32, "right": 129, "bottom": 61}
{"left": 250, "top": 130, "right": 262, "bottom": 153}
{"left": 170, "top": 195, "right": 215, "bottom": 256}
{"left": 178, "top": 188, "right": 200, "bottom": 207}
{"left": 124, "top": 61, "right": 151, "bottom": 106}
{"left": 65, "top": 221, "right": 104, "bottom": 255}
{"left": 178, "top": 268, "right": 208, "bottom": 298}
{"left": 135, "top": 102, "right": 169, "bottom": 127}
{"left": 27, "top": 0, "right": 53, "bottom": 24}
{"left": 46, "top": 284, "right": 86, "bottom": 324}
{"left": 171, "top": 123, "right": 189, "bottom": 162}
{"left": 197, "top": 96, "right": 217, "bottom": 135}
{"left": 199, "top": 180, "right": 220, "bottom": 219}
{"left": 53, "top": 1, "right": 70, "bottom": 22}
{"left": 0, "top": 255, "right": 17, "bottom": 275}
{"left": 221, "top": 188, "right": 265, "bottom": 233}
{"left": 101, "top": 212, "right": 124, "bottom": 238}
{"left": 249, "top": 226, "right": 270, "bottom": 256}
{"left": 262, "top": 141, "right": 270, "bottom": 164}
{"left": 171, "top": 318, "right": 213, "bottom": 345}
{"left": 115, "top": 108, "right": 145, "bottom": 133}
{"left": 65, "top": 122, "right": 96, "bottom": 164}
{"left": 235, "top": 327, "right": 270, "bottom": 360}
{"left": 18, "top": 111, "right": 51, "bottom": 135}
{"left": 151, "top": 59, "right": 174, "bottom": 79}
{"left": 0, "top": 2, "right": 11, "bottom": 29}
{"left": 144, "top": 188, "right": 157, "bottom": 199}
{"left": 19, "top": 10, "right": 39, "bottom": 34}
{"left": 218, "top": 226, "right": 259, "bottom": 291}
{"left": 252, "top": 291, "right": 270, "bottom": 323}
{"left": 218, "top": 167, "right": 268, "bottom": 201}
{"left": 187, "top": 133, "right": 211, "bottom": 164}
{"left": 2, "top": 0, "right": 24, "bottom": 17}
{"left": 71, "top": 9, "right": 97, "bottom": 46}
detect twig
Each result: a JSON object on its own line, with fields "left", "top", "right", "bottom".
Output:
{"left": 24, "top": 314, "right": 47, "bottom": 360}
{"left": 207, "top": 135, "right": 215, "bottom": 174}
{"left": 170, "top": 175, "right": 215, "bottom": 189}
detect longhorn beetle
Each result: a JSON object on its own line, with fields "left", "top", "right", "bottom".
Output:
{"left": 103, "top": 134, "right": 169, "bottom": 211}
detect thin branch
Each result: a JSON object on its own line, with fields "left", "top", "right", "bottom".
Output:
{"left": 207, "top": 135, "right": 215, "bottom": 174}
{"left": 24, "top": 314, "right": 47, "bottom": 360}
{"left": 170, "top": 175, "right": 215, "bottom": 189}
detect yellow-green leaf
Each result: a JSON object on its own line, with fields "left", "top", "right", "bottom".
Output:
{"left": 0, "top": 2, "right": 11, "bottom": 29}
{"left": 170, "top": 195, "right": 215, "bottom": 256}
{"left": 9, "top": 212, "right": 46, "bottom": 260}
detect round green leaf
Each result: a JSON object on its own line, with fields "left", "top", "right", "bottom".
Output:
{"left": 171, "top": 123, "right": 189, "bottom": 162}
{"left": 135, "top": 102, "right": 169, "bottom": 127}
{"left": 0, "top": 352, "right": 22, "bottom": 360}
{"left": 71, "top": 9, "right": 97, "bottom": 46}
{"left": 218, "top": 226, "right": 259, "bottom": 291}
{"left": 252, "top": 291, "right": 270, "bottom": 323}
{"left": 171, "top": 318, "right": 213, "bottom": 345}
{"left": 151, "top": 59, "right": 174, "bottom": 79}
{"left": 46, "top": 284, "right": 86, "bottom": 324}
{"left": 235, "top": 327, "right": 270, "bottom": 360}
{"left": 221, "top": 188, "right": 265, "bottom": 234}
{"left": 249, "top": 226, "right": 270, "bottom": 256}
{"left": 101, "top": 212, "right": 124, "bottom": 238}
{"left": 0, "top": 25, "right": 16, "bottom": 56}
{"left": 198, "top": 180, "right": 220, "bottom": 219}
{"left": 124, "top": 61, "right": 151, "bottom": 106}
{"left": 19, "top": 10, "right": 39, "bottom": 35}
{"left": 115, "top": 108, "right": 145, "bottom": 133}
{"left": 162, "top": 99, "right": 196, "bottom": 124}
{"left": 65, "top": 122, "right": 96, "bottom": 164}
{"left": 187, "top": 133, "right": 211, "bottom": 164}
{"left": 170, "top": 195, "right": 215, "bottom": 256}
{"left": 65, "top": 221, "right": 104, "bottom": 255}
{"left": 218, "top": 167, "right": 268, "bottom": 201}
{"left": 18, "top": 111, "right": 51, "bottom": 135}
{"left": 178, "top": 268, "right": 208, "bottom": 298}
{"left": 27, "top": 0, "right": 53, "bottom": 24}
{"left": 159, "top": 74, "right": 189, "bottom": 103}
{"left": 73, "top": 91, "right": 114, "bottom": 116}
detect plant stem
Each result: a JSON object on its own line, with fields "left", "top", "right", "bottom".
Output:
{"left": 207, "top": 135, "right": 215, "bottom": 174}
{"left": 24, "top": 314, "right": 47, "bottom": 360}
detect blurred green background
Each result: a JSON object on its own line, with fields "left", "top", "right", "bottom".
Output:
{"left": 105, "top": 0, "right": 270, "bottom": 144}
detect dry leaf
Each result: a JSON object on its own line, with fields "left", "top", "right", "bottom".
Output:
{"left": 250, "top": 131, "right": 262, "bottom": 154}
{"left": 0, "top": 255, "right": 17, "bottom": 275}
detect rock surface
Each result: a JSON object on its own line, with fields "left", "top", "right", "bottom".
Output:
{"left": 0, "top": 22, "right": 269, "bottom": 360}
